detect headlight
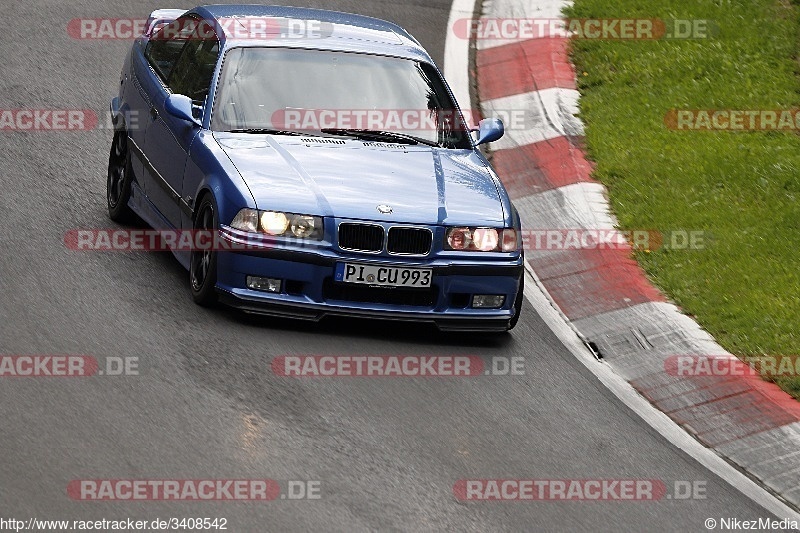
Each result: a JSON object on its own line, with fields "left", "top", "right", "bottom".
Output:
{"left": 501, "top": 229, "right": 519, "bottom": 252}
{"left": 260, "top": 211, "right": 289, "bottom": 235}
{"left": 230, "top": 209, "right": 323, "bottom": 240}
{"left": 472, "top": 228, "right": 499, "bottom": 251}
{"left": 290, "top": 214, "right": 318, "bottom": 238}
{"left": 230, "top": 208, "right": 259, "bottom": 233}
{"left": 446, "top": 227, "right": 519, "bottom": 252}
{"left": 447, "top": 227, "right": 472, "bottom": 250}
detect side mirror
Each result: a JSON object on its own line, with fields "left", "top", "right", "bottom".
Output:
{"left": 165, "top": 94, "right": 201, "bottom": 126}
{"left": 473, "top": 117, "right": 504, "bottom": 145}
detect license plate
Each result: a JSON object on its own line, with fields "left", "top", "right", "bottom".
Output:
{"left": 335, "top": 263, "right": 432, "bottom": 288}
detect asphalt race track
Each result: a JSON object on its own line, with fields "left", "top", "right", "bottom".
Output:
{"left": 0, "top": 0, "right": 785, "bottom": 530}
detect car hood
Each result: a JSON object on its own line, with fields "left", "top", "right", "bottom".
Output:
{"left": 213, "top": 133, "right": 506, "bottom": 226}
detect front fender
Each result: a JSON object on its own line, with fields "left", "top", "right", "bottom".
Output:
{"left": 181, "top": 131, "right": 257, "bottom": 230}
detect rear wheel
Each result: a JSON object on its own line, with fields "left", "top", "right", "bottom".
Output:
{"left": 107, "top": 129, "right": 134, "bottom": 223}
{"left": 190, "top": 196, "right": 219, "bottom": 306}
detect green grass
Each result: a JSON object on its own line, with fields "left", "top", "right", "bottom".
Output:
{"left": 565, "top": 0, "right": 800, "bottom": 396}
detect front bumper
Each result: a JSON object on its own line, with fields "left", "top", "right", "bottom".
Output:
{"left": 215, "top": 229, "right": 524, "bottom": 332}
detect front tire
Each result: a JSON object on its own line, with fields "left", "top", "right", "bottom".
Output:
{"left": 190, "top": 196, "right": 219, "bottom": 306}
{"left": 107, "top": 129, "right": 135, "bottom": 223}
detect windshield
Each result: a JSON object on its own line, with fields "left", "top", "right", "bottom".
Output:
{"left": 210, "top": 47, "right": 472, "bottom": 148}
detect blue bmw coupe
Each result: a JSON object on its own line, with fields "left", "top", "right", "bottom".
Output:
{"left": 108, "top": 5, "right": 524, "bottom": 332}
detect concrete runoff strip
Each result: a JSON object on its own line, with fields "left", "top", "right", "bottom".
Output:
{"left": 449, "top": 0, "right": 800, "bottom": 514}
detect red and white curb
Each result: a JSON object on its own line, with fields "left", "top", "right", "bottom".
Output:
{"left": 446, "top": 0, "right": 800, "bottom": 513}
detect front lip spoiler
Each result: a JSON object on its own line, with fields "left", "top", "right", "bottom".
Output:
{"left": 216, "top": 289, "right": 512, "bottom": 332}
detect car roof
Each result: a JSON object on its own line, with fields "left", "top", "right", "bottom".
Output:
{"left": 187, "top": 4, "right": 434, "bottom": 63}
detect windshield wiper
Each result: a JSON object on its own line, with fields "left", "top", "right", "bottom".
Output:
{"left": 227, "top": 128, "right": 307, "bottom": 136}
{"left": 321, "top": 128, "right": 440, "bottom": 147}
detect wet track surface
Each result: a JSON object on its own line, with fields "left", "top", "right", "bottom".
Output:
{"left": 0, "top": 1, "right": 782, "bottom": 530}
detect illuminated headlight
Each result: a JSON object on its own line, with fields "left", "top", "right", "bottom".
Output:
{"left": 472, "top": 228, "right": 499, "bottom": 251}
{"left": 446, "top": 227, "right": 472, "bottom": 250}
{"left": 445, "top": 227, "right": 519, "bottom": 252}
{"left": 230, "top": 209, "right": 323, "bottom": 240}
{"left": 260, "top": 211, "right": 289, "bottom": 235}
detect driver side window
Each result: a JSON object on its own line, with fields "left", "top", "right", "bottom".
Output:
{"left": 169, "top": 35, "right": 220, "bottom": 104}
{"left": 145, "top": 17, "right": 194, "bottom": 83}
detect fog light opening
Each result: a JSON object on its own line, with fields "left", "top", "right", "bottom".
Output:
{"left": 247, "top": 276, "right": 283, "bottom": 293}
{"left": 472, "top": 294, "right": 506, "bottom": 309}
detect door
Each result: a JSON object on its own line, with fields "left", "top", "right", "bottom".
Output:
{"left": 139, "top": 16, "right": 219, "bottom": 228}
